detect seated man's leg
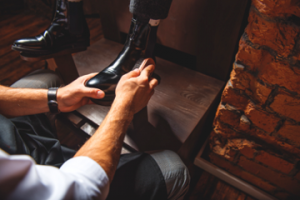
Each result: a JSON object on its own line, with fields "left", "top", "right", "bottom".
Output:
{"left": 150, "top": 150, "right": 190, "bottom": 200}
{"left": 0, "top": 69, "right": 76, "bottom": 167}
{"left": 106, "top": 150, "right": 190, "bottom": 200}
{"left": 10, "top": 69, "right": 62, "bottom": 89}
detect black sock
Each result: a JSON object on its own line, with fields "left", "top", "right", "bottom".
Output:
{"left": 68, "top": 1, "right": 85, "bottom": 35}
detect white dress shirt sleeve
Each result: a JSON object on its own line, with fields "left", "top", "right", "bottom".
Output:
{"left": 0, "top": 149, "right": 109, "bottom": 200}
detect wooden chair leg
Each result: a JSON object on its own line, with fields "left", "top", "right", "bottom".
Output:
{"left": 47, "top": 54, "right": 79, "bottom": 84}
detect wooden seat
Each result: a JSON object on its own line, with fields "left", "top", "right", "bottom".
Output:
{"left": 69, "top": 38, "right": 224, "bottom": 158}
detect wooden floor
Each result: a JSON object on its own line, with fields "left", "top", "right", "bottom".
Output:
{"left": 0, "top": 9, "right": 257, "bottom": 200}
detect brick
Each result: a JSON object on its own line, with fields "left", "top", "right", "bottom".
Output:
{"left": 239, "top": 115, "right": 251, "bottom": 131}
{"left": 238, "top": 156, "right": 300, "bottom": 196}
{"left": 277, "top": 121, "right": 300, "bottom": 147}
{"left": 255, "top": 151, "right": 294, "bottom": 174}
{"left": 245, "top": 102, "right": 281, "bottom": 133}
{"left": 212, "top": 146, "right": 237, "bottom": 162}
{"left": 245, "top": 9, "right": 299, "bottom": 58}
{"left": 252, "top": 0, "right": 300, "bottom": 18}
{"left": 212, "top": 136, "right": 257, "bottom": 162}
{"left": 210, "top": 138, "right": 237, "bottom": 162}
{"left": 209, "top": 153, "right": 277, "bottom": 194}
{"left": 215, "top": 104, "right": 240, "bottom": 128}
{"left": 235, "top": 39, "right": 264, "bottom": 72}
{"left": 240, "top": 146, "right": 255, "bottom": 159}
{"left": 214, "top": 119, "right": 300, "bottom": 158}
{"left": 236, "top": 39, "right": 300, "bottom": 94}
{"left": 231, "top": 63, "right": 272, "bottom": 105}
{"left": 250, "top": 80, "right": 272, "bottom": 105}
{"left": 230, "top": 63, "right": 253, "bottom": 91}
{"left": 221, "top": 84, "right": 249, "bottom": 111}
{"left": 258, "top": 57, "right": 300, "bottom": 94}
{"left": 225, "top": 149, "right": 237, "bottom": 162}
{"left": 213, "top": 119, "right": 300, "bottom": 158}
{"left": 213, "top": 121, "right": 241, "bottom": 140}
{"left": 247, "top": 127, "right": 300, "bottom": 158}
{"left": 270, "top": 93, "right": 300, "bottom": 122}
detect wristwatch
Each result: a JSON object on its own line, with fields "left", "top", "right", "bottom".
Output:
{"left": 48, "top": 87, "right": 60, "bottom": 114}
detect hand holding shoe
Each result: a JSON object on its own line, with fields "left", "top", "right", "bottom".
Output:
{"left": 57, "top": 73, "right": 105, "bottom": 112}
{"left": 113, "top": 58, "right": 159, "bottom": 114}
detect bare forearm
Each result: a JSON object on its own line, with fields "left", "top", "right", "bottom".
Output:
{"left": 0, "top": 86, "right": 49, "bottom": 117}
{"left": 74, "top": 59, "right": 157, "bottom": 182}
{"left": 74, "top": 100, "right": 134, "bottom": 182}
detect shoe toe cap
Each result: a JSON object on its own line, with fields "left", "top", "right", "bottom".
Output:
{"left": 86, "top": 72, "right": 120, "bottom": 90}
{"left": 13, "top": 36, "right": 46, "bottom": 48}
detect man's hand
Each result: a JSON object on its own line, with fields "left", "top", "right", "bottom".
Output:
{"left": 74, "top": 59, "right": 159, "bottom": 182}
{"left": 114, "top": 60, "right": 159, "bottom": 114}
{"left": 57, "top": 73, "right": 105, "bottom": 112}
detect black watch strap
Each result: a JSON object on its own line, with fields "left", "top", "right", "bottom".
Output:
{"left": 48, "top": 87, "right": 60, "bottom": 114}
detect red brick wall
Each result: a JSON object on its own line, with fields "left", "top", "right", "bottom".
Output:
{"left": 209, "top": 0, "right": 300, "bottom": 199}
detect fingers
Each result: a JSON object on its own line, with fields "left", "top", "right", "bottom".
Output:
{"left": 140, "top": 64, "right": 155, "bottom": 80}
{"left": 122, "top": 68, "right": 140, "bottom": 80}
{"left": 139, "top": 58, "right": 155, "bottom": 71}
{"left": 149, "top": 77, "right": 159, "bottom": 89}
{"left": 81, "top": 88, "right": 105, "bottom": 99}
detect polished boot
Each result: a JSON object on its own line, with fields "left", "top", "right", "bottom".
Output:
{"left": 11, "top": 0, "right": 90, "bottom": 61}
{"left": 86, "top": 17, "right": 156, "bottom": 106}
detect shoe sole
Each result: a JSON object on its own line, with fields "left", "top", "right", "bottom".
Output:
{"left": 20, "top": 47, "right": 88, "bottom": 62}
{"left": 91, "top": 94, "right": 115, "bottom": 106}
{"left": 12, "top": 41, "right": 90, "bottom": 61}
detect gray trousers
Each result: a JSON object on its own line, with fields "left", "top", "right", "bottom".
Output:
{"left": 10, "top": 69, "right": 190, "bottom": 200}
{"left": 129, "top": 0, "right": 173, "bottom": 19}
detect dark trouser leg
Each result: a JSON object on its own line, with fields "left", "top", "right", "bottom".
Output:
{"left": 106, "top": 150, "right": 190, "bottom": 200}
{"left": 129, "top": 0, "right": 173, "bottom": 19}
{"left": 0, "top": 69, "right": 76, "bottom": 167}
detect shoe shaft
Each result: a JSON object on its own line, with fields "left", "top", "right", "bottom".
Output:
{"left": 104, "top": 18, "right": 150, "bottom": 74}
{"left": 127, "top": 18, "right": 150, "bottom": 49}
{"left": 85, "top": 18, "right": 157, "bottom": 106}
{"left": 12, "top": 0, "right": 89, "bottom": 53}
{"left": 52, "top": 0, "right": 68, "bottom": 24}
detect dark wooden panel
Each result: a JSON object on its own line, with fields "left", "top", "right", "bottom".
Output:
{"left": 97, "top": 0, "right": 121, "bottom": 42}
{"left": 73, "top": 38, "right": 224, "bottom": 152}
{"left": 108, "top": 0, "right": 250, "bottom": 81}
{"left": 195, "top": 0, "right": 250, "bottom": 81}
{"left": 53, "top": 54, "right": 79, "bottom": 84}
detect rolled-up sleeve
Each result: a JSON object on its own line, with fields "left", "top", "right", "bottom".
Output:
{"left": 0, "top": 150, "right": 109, "bottom": 200}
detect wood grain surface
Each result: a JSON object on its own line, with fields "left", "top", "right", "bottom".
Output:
{"left": 73, "top": 38, "right": 224, "bottom": 152}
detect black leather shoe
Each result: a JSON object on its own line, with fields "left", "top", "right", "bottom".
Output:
{"left": 11, "top": 0, "right": 89, "bottom": 61}
{"left": 85, "top": 17, "right": 153, "bottom": 106}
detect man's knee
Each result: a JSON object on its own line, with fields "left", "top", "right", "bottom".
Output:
{"left": 10, "top": 69, "right": 62, "bottom": 89}
{"left": 149, "top": 150, "right": 190, "bottom": 200}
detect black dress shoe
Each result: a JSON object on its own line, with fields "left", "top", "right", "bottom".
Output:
{"left": 11, "top": 0, "right": 89, "bottom": 61}
{"left": 85, "top": 17, "right": 153, "bottom": 106}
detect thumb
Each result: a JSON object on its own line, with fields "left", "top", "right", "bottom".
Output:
{"left": 123, "top": 68, "right": 140, "bottom": 79}
{"left": 81, "top": 88, "right": 105, "bottom": 99}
